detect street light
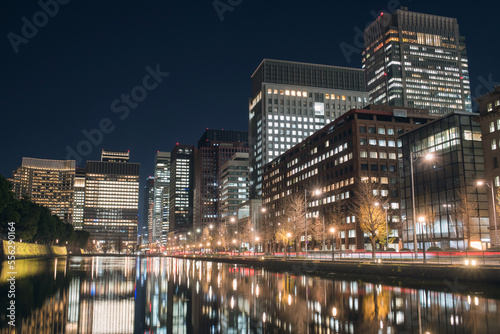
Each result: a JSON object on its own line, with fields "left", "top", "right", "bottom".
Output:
{"left": 410, "top": 152, "right": 434, "bottom": 259}
{"left": 286, "top": 232, "right": 291, "bottom": 259}
{"left": 329, "top": 227, "right": 336, "bottom": 261}
{"left": 419, "top": 216, "right": 427, "bottom": 263}
{"left": 305, "top": 188, "right": 322, "bottom": 258}
{"left": 477, "top": 180, "right": 499, "bottom": 247}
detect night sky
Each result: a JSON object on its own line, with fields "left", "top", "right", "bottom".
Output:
{"left": 1, "top": 0, "right": 499, "bottom": 224}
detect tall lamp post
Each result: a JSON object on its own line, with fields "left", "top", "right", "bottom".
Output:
{"left": 304, "top": 188, "right": 321, "bottom": 258}
{"left": 329, "top": 228, "right": 336, "bottom": 261}
{"left": 418, "top": 216, "right": 427, "bottom": 263}
{"left": 477, "top": 180, "right": 499, "bottom": 247}
{"left": 409, "top": 152, "right": 434, "bottom": 260}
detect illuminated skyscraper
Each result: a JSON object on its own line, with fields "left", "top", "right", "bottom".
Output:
{"left": 143, "top": 176, "right": 155, "bottom": 245}
{"left": 249, "top": 59, "right": 368, "bottom": 198}
{"left": 153, "top": 152, "right": 171, "bottom": 245}
{"left": 83, "top": 150, "right": 139, "bottom": 249}
{"left": 169, "top": 145, "right": 195, "bottom": 234}
{"left": 363, "top": 7, "right": 472, "bottom": 114}
{"left": 193, "top": 129, "right": 248, "bottom": 230}
{"left": 11, "top": 157, "right": 76, "bottom": 225}
{"left": 73, "top": 167, "right": 86, "bottom": 230}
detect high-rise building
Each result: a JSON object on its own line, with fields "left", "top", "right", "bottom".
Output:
{"left": 219, "top": 152, "right": 250, "bottom": 224}
{"left": 11, "top": 157, "right": 76, "bottom": 225}
{"left": 193, "top": 129, "right": 248, "bottom": 230}
{"left": 249, "top": 59, "right": 368, "bottom": 198}
{"left": 143, "top": 176, "right": 155, "bottom": 245}
{"left": 400, "top": 112, "right": 488, "bottom": 250}
{"left": 472, "top": 86, "right": 500, "bottom": 246}
{"left": 153, "top": 152, "right": 171, "bottom": 245}
{"left": 83, "top": 150, "right": 139, "bottom": 250}
{"left": 263, "top": 106, "right": 438, "bottom": 251}
{"left": 169, "top": 145, "right": 195, "bottom": 235}
{"left": 73, "top": 167, "right": 86, "bottom": 230}
{"left": 363, "top": 7, "right": 472, "bottom": 114}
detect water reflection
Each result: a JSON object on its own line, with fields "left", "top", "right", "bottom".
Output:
{"left": 1, "top": 256, "right": 499, "bottom": 333}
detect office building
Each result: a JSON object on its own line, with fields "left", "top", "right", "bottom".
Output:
{"left": 169, "top": 145, "right": 195, "bottom": 235}
{"left": 153, "top": 152, "right": 171, "bottom": 245}
{"left": 472, "top": 86, "right": 500, "bottom": 246}
{"left": 73, "top": 167, "right": 86, "bottom": 230}
{"left": 11, "top": 157, "right": 75, "bottom": 225}
{"left": 193, "top": 129, "right": 248, "bottom": 230}
{"left": 263, "top": 106, "right": 437, "bottom": 251}
{"left": 249, "top": 59, "right": 368, "bottom": 198}
{"left": 363, "top": 7, "right": 472, "bottom": 114}
{"left": 143, "top": 176, "right": 155, "bottom": 245}
{"left": 400, "top": 112, "right": 489, "bottom": 250}
{"left": 83, "top": 150, "right": 139, "bottom": 250}
{"left": 219, "top": 152, "right": 250, "bottom": 223}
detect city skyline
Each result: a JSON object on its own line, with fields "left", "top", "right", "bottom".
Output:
{"left": 2, "top": 1, "right": 500, "bottom": 226}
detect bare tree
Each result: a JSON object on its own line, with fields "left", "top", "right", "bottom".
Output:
{"left": 421, "top": 188, "right": 437, "bottom": 245}
{"left": 275, "top": 193, "right": 305, "bottom": 254}
{"left": 455, "top": 187, "right": 478, "bottom": 249}
{"left": 350, "top": 179, "right": 388, "bottom": 259}
{"left": 238, "top": 218, "right": 253, "bottom": 249}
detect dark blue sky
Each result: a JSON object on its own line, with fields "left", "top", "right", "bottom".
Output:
{"left": 1, "top": 0, "right": 499, "bottom": 223}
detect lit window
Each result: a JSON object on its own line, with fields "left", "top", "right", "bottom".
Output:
{"left": 303, "top": 91, "right": 307, "bottom": 97}
{"left": 280, "top": 90, "right": 284, "bottom": 95}
{"left": 360, "top": 150, "right": 367, "bottom": 158}
{"left": 495, "top": 176, "right": 500, "bottom": 187}
{"left": 387, "top": 128, "right": 394, "bottom": 135}
{"left": 369, "top": 151, "right": 378, "bottom": 159}
{"left": 326, "top": 94, "right": 330, "bottom": 99}
{"left": 369, "top": 139, "right": 377, "bottom": 145}
{"left": 488, "top": 103, "right": 493, "bottom": 112}
{"left": 492, "top": 139, "right": 497, "bottom": 150}
{"left": 381, "top": 189, "right": 389, "bottom": 197}
{"left": 379, "top": 152, "right": 387, "bottom": 159}
{"left": 379, "top": 140, "right": 386, "bottom": 147}
{"left": 342, "top": 95, "right": 346, "bottom": 101}
{"left": 291, "top": 90, "right": 296, "bottom": 96}
{"left": 285, "top": 90, "right": 290, "bottom": 96}
{"left": 391, "top": 202, "right": 399, "bottom": 209}
{"left": 380, "top": 177, "right": 388, "bottom": 184}
{"left": 496, "top": 100, "right": 500, "bottom": 107}
{"left": 388, "top": 140, "right": 396, "bottom": 147}
{"left": 267, "top": 88, "right": 272, "bottom": 94}
{"left": 378, "top": 128, "right": 385, "bottom": 134}
{"left": 389, "top": 153, "right": 396, "bottom": 159}
{"left": 274, "top": 89, "right": 278, "bottom": 94}
{"left": 491, "top": 122, "right": 496, "bottom": 133}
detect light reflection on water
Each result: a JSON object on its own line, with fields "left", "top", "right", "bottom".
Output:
{"left": 0, "top": 256, "right": 499, "bottom": 333}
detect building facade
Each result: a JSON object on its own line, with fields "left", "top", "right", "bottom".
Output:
{"left": 153, "top": 151, "right": 171, "bottom": 245}
{"left": 399, "top": 112, "right": 489, "bottom": 250}
{"left": 11, "top": 157, "right": 76, "bottom": 225}
{"left": 193, "top": 129, "right": 248, "bottom": 231}
{"left": 219, "top": 152, "right": 250, "bottom": 224}
{"left": 249, "top": 59, "right": 368, "bottom": 198}
{"left": 73, "top": 167, "right": 86, "bottom": 230}
{"left": 169, "top": 145, "right": 195, "bottom": 235}
{"left": 473, "top": 86, "right": 500, "bottom": 246}
{"left": 263, "top": 106, "right": 437, "bottom": 251}
{"left": 363, "top": 7, "right": 472, "bottom": 115}
{"left": 83, "top": 150, "right": 139, "bottom": 250}
{"left": 143, "top": 176, "right": 155, "bottom": 245}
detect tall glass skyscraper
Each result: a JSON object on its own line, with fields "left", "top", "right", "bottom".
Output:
{"left": 249, "top": 59, "right": 368, "bottom": 198}
{"left": 83, "top": 150, "right": 139, "bottom": 250}
{"left": 153, "top": 152, "right": 171, "bottom": 245}
{"left": 363, "top": 7, "right": 472, "bottom": 115}
{"left": 169, "top": 145, "right": 195, "bottom": 235}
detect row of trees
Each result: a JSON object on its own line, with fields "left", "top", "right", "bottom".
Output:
{"left": 0, "top": 174, "right": 89, "bottom": 248}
